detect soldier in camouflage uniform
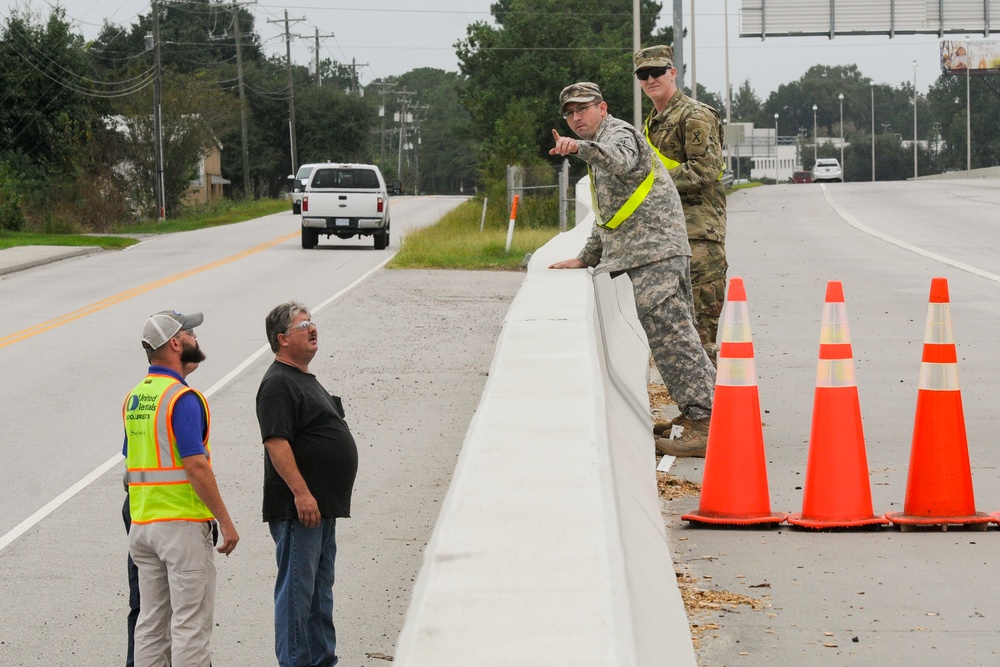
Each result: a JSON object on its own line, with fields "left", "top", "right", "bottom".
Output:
{"left": 634, "top": 45, "right": 728, "bottom": 365}
{"left": 548, "top": 82, "right": 715, "bottom": 457}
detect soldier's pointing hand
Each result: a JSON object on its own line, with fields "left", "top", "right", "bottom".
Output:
{"left": 549, "top": 129, "right": 579, "bottom": 156}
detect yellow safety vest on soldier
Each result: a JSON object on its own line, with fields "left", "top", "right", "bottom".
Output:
{"left": 587, "top": 157, "right": 656, "bottom": 230}
{"left": 125, "top": 374, "right": 213, "bottom": 524}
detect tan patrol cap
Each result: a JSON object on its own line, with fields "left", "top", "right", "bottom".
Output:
{"left": 633, "top": 45, "right": 674, "bottom": 73}
{"left": 559, "top": 82, "right": 603, "bottom": 114}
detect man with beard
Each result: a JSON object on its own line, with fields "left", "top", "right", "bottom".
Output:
{"left": 548, "top": 82, "right": 716, "bottom": 457}
{"left": 124, "top": 309, "right": 239, "bottom": 666}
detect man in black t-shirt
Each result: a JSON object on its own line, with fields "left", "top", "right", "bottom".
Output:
{"left": 256, "top": 302, "right": 359, "bottom": 667}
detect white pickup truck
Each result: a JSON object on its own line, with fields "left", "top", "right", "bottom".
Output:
{"left": 299, "top": 163, "right": 391, "bottom": 249}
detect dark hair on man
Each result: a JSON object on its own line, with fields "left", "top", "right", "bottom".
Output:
{"left": 265, "top": 301, "right": 310, "bottom": 353}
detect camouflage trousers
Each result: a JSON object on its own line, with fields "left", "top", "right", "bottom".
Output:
{"left": 690, "top": 240, "right": 728, "bottom": 364}
{"left": 626, "top": 256, "right": 715, "bottom": 421}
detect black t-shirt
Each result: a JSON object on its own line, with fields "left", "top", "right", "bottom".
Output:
{"left": 256, "top": 361, "right": 359, "bottom": 521}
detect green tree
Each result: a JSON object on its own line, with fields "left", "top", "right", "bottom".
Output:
{"left": 457, "top": 0, "right": 667, "bottom": 177}
{"left": 374, "top": 68, "right": 478, "bottom": 194}
{"left": 731, "top": 79, "right": 761, "bottom": 122}
{"left": 90, "top": 1, "right": 265, "bottom": 78}
{"left": 925, "top": 73, "right": 1000, "bottom": 172}
{"left": 0, "top": 9, "right": 107, "bottom": 171}
{"left": 111, "top": 71, "right": 239, "bottom": 216}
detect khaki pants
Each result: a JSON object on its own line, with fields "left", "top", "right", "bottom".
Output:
{"left": 128, "top": 521, "right": 216, "bottom": 667}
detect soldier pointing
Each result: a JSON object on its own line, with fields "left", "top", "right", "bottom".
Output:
{"left": 548, "top": 81, "right": 716, "bottom": 457}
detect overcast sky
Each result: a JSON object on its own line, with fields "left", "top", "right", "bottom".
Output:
{"left": 13, "top": 0, "right": 950, "bottom": 101}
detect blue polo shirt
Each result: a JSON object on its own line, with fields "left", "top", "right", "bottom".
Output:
{"left": 122, "top": 366, "right": 208, "bottom": 459}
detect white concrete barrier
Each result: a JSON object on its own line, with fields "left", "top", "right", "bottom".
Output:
{"left": 394, "top": 178, "right": 695, "bottom": 667}
{"left": 912, "top": 166, "right": 1000, "bottom": 180}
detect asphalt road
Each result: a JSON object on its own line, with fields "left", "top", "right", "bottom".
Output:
{"left": 5, "top": 180, "right": 1000, "bottom": 665}
{"left": 666, "top": 180, "right": 1000, "bottom": 666}
{"left": 0, "top": 198, "right": 526, "bottom": 665}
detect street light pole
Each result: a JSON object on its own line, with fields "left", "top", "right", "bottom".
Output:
{"left": 838, "top": 93, "right": 844, "bottom": 178}
{"left": 812, "top": 104, "right": 818, "bottom": 164}
{"left": 912, "top": 60, "right": 918, "bottom": 179}
{"left": 966, "top": 40, "right": 972, "bottom": 173}
{"left": 774, "top": 112, "right": 779, "bottom": 183}
{"left": 870, "top": 83, "right": 876, "bottom": 182}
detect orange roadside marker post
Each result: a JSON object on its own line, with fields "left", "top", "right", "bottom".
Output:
{"left": 682, "top": 277, "right": 786, "bottom": 526}
{"left": 504, "top": 194, "right": 520, "bottom": 253}
{"left": 788, "top": 281, "right": 887, "bottom": 529}
{"left": 885, "top": 277, "right": 992, "bottom": 531}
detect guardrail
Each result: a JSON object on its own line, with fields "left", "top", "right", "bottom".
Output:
{"left": 394, "top": 177, "right": 696, "bottom": 666}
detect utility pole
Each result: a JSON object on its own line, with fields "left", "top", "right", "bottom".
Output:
{"left": 312, "top": 28, "right": 334, "bottom": 86}
{"left": 411, "top": 104, "right": 429, "bottom": 195}
{"left": 632, "top": 0, "right": 640, "bottom": 128}
{"left": 689, "top": 0, "right": 697, "bottom": 100}
{"left": 151, "top": 0, "right": 165, "bottom": 219}
{"left": 227, "top": 2, "right": 252, "bottom": 197}
{"left": 347, "top": 58, "right": 369, "bottom": 95}
{"left": 268, "top": 11, "right": 303, "bottom": 175}
{"left": 395, "top": 90, "right": 417, "bottom": 187}
{"left": 673, "top": 0, "right": 684, "bottom": 92}
{"left": 371, "top": 81, "right": 397, "bottom": 166}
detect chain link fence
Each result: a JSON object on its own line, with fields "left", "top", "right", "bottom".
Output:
{"left": 506, "top": 161, "right": 574, "bottom": 232}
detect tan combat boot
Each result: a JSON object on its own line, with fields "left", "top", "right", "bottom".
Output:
{"left": 655, "top": 417, "right": 709, "bottom": 458}
{"left": 652, "top": 413, "right": 685, "bottom": 437}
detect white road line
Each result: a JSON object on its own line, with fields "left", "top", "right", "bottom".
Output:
{"left": 821, "top": 184, "right": 1000, "bottom": 283}
{"left": 0, "top": 253, "right": 395, "bottom": 553}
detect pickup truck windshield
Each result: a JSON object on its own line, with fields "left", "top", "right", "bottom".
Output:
{"left": 311, "top": 168, "right": 380, "bottom": 189}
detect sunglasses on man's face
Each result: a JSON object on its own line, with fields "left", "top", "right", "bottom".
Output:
{"left": 636, "top": 66, "right": 669, "bottom": 81}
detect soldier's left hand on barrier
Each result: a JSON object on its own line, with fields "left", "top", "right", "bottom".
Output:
{"left": 548, "top": 258, "right": 587, "bottom": 269}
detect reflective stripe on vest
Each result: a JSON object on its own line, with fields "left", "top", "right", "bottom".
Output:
{"left": 124, "top": 375, "right": 213, "bottom": 523}
{"left": 588, "top": 156, "right": 655, "bottom": 230}
{"left": 643, "top": 121, "right": 724, "bottom": 181}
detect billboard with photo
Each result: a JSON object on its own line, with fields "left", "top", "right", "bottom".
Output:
{"left": 941, "top": 40, "right": 1000, "bottom": 75}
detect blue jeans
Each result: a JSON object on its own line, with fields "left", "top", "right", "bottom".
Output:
{"left": 269, "top": 519, "right": 338, "bottom": 667}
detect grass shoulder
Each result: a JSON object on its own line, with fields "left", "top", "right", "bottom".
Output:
{"left": 389, "top": 198, "right": 561, "bottom": 271}
{"left": 0, "top": 198, "right": 289, "bottom": 250}
{"left": 728, "top": 181, "right": 763, "bottom": 194}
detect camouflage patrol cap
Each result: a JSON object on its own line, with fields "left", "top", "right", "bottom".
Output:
{"left": 559, "top": 82, "right": 603, "bottom": 114}
{"left": 633, "top": 45, "right": 674, "bottom": 73}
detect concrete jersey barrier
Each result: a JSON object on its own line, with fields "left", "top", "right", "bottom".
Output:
{"left": 393, "top": 177, "right": 696, "bottom": 666}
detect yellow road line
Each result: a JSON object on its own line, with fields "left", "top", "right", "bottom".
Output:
{"left": 0, "top": 231, "right": 299, "bottom": 350}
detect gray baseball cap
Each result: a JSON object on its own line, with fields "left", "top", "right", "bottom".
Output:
{"left": 559, "top": 82, "right": 603, "bottom": 114}
{"left": 142, "top": 310, "right": 203, "bottom": 350}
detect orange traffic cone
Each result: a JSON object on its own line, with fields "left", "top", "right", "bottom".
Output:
{"left": 683, "top": 277, "right": 786, "bottom": 526}
{"left": 788, "top": 281, "right": 887, "bottom": 529}
{"left": 885, "top": 277, "right": 991, "bottom": 530}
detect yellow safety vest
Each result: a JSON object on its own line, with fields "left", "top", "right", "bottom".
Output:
{"left": 643, "top": 121, "right": 725, "bottom": 181}
{"left": 124, "top": 374, "right": 213, "bottom": 524}
{"left": 588, "top": 155, "right": 656, "bottom": 230}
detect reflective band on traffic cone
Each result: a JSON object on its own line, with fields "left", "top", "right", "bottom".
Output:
{"left": 788, "top": 281, "right": 887, "bottom": 529}
{"left": 885, "top": 277, "right": 991, "bottom": 530}
{"left": 683, "top": 277, "right": 786, "bottom": 526}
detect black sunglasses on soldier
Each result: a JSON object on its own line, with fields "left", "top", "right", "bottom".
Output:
{"left": 636, "top": 66, "right": 668, "bottom": 81}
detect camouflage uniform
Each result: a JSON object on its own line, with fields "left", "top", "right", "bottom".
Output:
{"left": 572, "top": 110, "right": 714, "bottom": 421}
{"left": 637, "top": 46, "right": 728, "bottom": 362}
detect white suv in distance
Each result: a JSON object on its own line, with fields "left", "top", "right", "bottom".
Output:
{"left": 812, "top": 158, "right": 843, "bottom": 183}
{"left": 288, "top": 163, "right": 319, "bottom": 215}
